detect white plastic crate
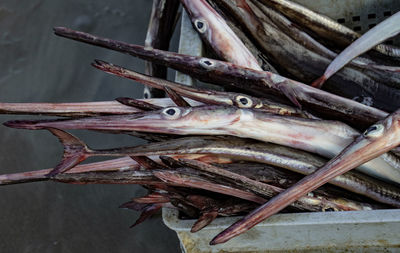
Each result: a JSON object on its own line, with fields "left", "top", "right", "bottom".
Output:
{"left": 164, "top": 2, "right": 400, "bottom": 252}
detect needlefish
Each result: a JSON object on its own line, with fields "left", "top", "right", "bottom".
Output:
{"left": 180, "top": 0, "right": 262, "bottom": 70}
{"left": 5, "top": 105, "right": 400, "bottom": 185}
{"left": 92, "top": 60, "right": 312, "bottom": 118}
{"left": 210, "top": 105, "right": 400, "bottom": 245}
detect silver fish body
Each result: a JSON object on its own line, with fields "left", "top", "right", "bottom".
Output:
{"left": 181, "top": 0, "right": 262, "bottom": 70}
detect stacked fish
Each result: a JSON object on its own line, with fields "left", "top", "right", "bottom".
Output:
{"left": 1, "top": 0, "right": 400, "bottom": 245}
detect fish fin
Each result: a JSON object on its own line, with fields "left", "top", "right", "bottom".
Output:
{"left": 129, "top": 204, "right": 162, "bottom": 228}
{"left": 235, "top": 0, "right": 254, "bottom": 14}
{"left": 276, "top": 82, "right": 302, "bottom": 109}
{"left": 164, "top": 87, "right": 191, "bottom": 107}
{"left": 132, "top": 193, "right": 170, "bottom": 204}
{"left": 191, "top": 210, "right": 219, "bottom": 232}
{"left": 45, "top": 128, "right": 89, "bottom": 177}
{"left": 311, "top": 76, "right": 327, "bottom": 89}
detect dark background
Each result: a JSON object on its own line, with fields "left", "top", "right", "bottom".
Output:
{"left": 0, "top": 1, "right": 181, "bottom": 252}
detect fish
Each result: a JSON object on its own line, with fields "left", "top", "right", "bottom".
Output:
{"left": 93, "top": 60, "right": 312, "bottom": 118}
{"left": 259, "top": 0, "right": 400, "bottom": 57}
{"left": 180, "top": 0, "right": 262, "bottom": 70}
{"left": 5, "top": 105, "right": 400, "bottom": 185}
{"left": 249, "top": 0, "right": 400, "bottom": 76}
{"left": 210, "top": 107, "right": 400, "bottom": 245}
{"left": 313, "top": 11, "right": 400, "bottom": 88}
{"left": 16, "top": 129, "right": 400, "bottom": 205}
{"left": 143, "top": 0, "right": 180, "bottom": 99}
{"left": 0, "top": 155, "right": 226, "bottom": 186}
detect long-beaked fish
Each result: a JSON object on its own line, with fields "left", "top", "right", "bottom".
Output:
{"left": 4, "top": 130, "right": 398, "bottom": 205}
{"left": 313, "top": 11, "right": 400, "bottom": 88}
{"left": 210, "top": 107, "right": 400, "bottom": 245}
{"left": 249, "top": 0, "right": 400, "bottom": 77}
{"left": 180, "top": 0, "right": 262, "bottom": 70}
{"left": 143, "top": 0, "right": 180, "bottom": 99}
{"left": 0, "top": 157, "right": 140, "bottom": 185}
{"left": 259, "top": 0, "right": 400, "bottom": 57}
{"left": 93, "top": 60, "right": 312, "bottom": 118}
{"left": 5, "top": 105, "right": 400, "bottom": 185}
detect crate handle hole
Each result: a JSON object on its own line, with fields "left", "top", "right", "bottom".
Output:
{"left": 354, "top": 26, "right": 362, "bottom": 31}
{"left": 337, "top": 18, "right": 345, "bottom": 24}
{"left": 384, "top": 11, "right": 392, "bottom": 17}
{"left": 352, "top": 16, "right": 360, "bottom": 22}
{"left": 368, "top": 13, "right": 376, "bottom": 19}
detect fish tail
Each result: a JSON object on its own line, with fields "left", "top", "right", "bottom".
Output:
{"left": 45, "top": 128, "right": 90, "bottom": 177}
{"left": 311, "top": 75, "right": 327, "bottom": 89}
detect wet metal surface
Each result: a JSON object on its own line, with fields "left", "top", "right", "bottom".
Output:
{"left": 0, "top": 1, "right": 180, "bottom": 252}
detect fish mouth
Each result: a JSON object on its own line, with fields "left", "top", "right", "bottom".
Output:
{"left": 3, "top": 106, "right": 241, "bottom": 135}
{"left": 3, "top": 112, "right": 156, "bottom": 131}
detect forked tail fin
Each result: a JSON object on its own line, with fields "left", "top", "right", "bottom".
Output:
{"left": 191, "top": 211, "right": 218, "bottom": 232}
{"left": 46, "top": 128, "right": 90, "bottom": 177}
{"left": 129, "top": 203, "right": 163, "bottom": 228}
{"left": 311, "top": 75, "right": 327, "bottom": 89}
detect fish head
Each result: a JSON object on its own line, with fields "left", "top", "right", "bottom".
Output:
{"left": 121, "top": 105, "right": 242, "bottom": 135}
{"left": 336, "top": 109, "right": 400, "bottom": 168}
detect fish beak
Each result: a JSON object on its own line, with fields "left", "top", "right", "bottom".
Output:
{"left": 92, "top": 59, "right": 234, "bottom": 106}
{"left": 4, "top": 106, "right": 241, "bottom": 135}
{"left": 0, "top": 101, "right": 142, "bottom": 116}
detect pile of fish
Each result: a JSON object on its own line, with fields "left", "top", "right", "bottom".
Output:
{"left": 2, "top": 0, "right": 400, "bottom": 245}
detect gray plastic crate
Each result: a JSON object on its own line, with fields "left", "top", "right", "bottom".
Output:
{"left": 164, "top": 1, "right": 400, "bottom": 252}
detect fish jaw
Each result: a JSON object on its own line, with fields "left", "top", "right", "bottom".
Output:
{"left": 4, "top": 106, "right": 242, "bottom": 135}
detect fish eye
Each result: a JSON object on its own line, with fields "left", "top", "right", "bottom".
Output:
{"left": 363, "top": 124, "right": 384, "bottom": 137}
{"left": 162, "top": 107, "right": 181, "bottom": 119}
{"left": 235, "top": 95, "right": 253, "bottom": 108}
{"left": 196, "top": 21, "right": 204, "bottom": 29}
{"left": 194, "top": 19, "right": 207, "bottom": 33}
{"left": 143, "top": 88, "right": 151, "bottom": 99}
{"left": 199, "top": 58, "right": 215, "bottom": 69}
